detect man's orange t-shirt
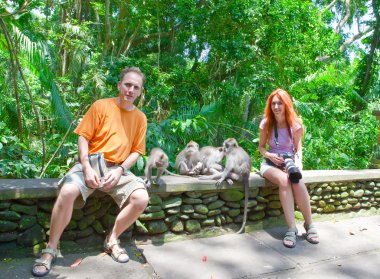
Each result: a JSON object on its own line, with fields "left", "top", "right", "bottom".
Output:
{"left": 74, "top": 98, "right": 147, "bottom": 164}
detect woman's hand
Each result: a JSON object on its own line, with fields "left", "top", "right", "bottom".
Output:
{"left": 266, "top": 152, "right": 284, "bottom": 166}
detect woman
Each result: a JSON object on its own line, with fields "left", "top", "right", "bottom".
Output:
{"left": 258, "top": 88, "right": 319, "bottom": 248}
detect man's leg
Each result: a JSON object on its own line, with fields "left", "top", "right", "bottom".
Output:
{"left": 33, "top": 183, "right": 81, "bottom": 274}
{"left": 106, "top": 188, "right": 149, "bottom": 262}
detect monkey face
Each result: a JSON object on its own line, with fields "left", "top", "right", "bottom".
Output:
{"left": 223, "top": 138, "right": 238, "bottom": 153}
{"left": 186, "top": 141, "right": 199, "bottom": 154}
{"left": 155, "top": 154, "right": 169, "bottom": 169}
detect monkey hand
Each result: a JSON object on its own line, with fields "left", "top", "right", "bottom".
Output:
{"left": 226, "top": 178, "right": 234, "bottom": 185}
{"left": 215, "top": 178, "right": 225, "bottom": 188}
{"left": 145, "top": 180, "right": 152, "bottom": 189}
{"left": 154, "top": 178, "right": 165, "bottom": 187}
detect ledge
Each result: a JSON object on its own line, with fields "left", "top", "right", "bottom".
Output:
{"left": 0, "top": 169, "right": 380, "bottom": 200}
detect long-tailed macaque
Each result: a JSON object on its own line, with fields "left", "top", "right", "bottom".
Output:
{"left": 199, "top": 146, "right": 225, "bottom": 175}
{"left": 199, "top": 138, "right": 251, "bottom": 234}
{"left": 144, "top": 147, "right": 169, "bottom": 188}
{"left": 175, "top": 140, "right": 203, "bottom": 176}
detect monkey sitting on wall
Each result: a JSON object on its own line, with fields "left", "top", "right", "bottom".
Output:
{"left": 199, "top": 146, "right": 225, "bottom": 175}
{"left": 144, "top": 147, "right": 170, "bottom": 188}
{"left": 199, "top": 138, "right": 251, "bottom": 234}
{"left": 175, "top": 140, "right": 203, "bottom": 176}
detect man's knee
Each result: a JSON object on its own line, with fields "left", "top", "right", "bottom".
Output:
{"left": 56, "top": 183, "right": 80, "bottom": 205}
{"left": 129, "top": 188, "right": 149, "bottom": 212}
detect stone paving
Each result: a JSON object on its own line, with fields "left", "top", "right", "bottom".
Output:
{"left": 0, "top": 213, "right": 379, "bottom": 279}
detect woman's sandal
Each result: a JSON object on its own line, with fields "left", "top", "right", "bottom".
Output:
{"left": 304, "top": 223, "right": 320, "bottom": 244}
{"left": 31, "top": 247, "right": 57, "bottom": 277}
{"left": 104, "top": 236, "right": 130, "bottom": 263}
{"left": 283, "top": 227, "right": 298, "bottom": 248}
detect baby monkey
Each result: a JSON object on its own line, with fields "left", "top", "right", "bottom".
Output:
{"left": 199, "top": 146, "right": 225, "bottom": 175}
{"left": 144, "top": 147, "right": 169, "bottom": 188}
{"left": 200, "top": 138, "right": 251, "bottom": 233}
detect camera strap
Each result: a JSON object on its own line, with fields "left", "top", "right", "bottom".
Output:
{"left": 274, "top": 123, "right": 296, "bottom": 154}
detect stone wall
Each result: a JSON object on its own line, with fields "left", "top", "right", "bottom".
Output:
{"left": 0, "top": 170, "right": 380, "bottom": 253}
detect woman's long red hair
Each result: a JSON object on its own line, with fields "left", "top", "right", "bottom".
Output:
{"left": 263, "top": 88, "right": 302, "bottom": 142}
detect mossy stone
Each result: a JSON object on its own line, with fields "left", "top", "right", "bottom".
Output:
{"left": 0, "top": 220, "right": 18, "bottom": 232}
{"left": 248, "top": 211, "right": 265, "bottom": 221}
{"left": 227, "top": 209, "right": 240, "bottom": 217}
{"left": 219, "top": 190, "right": 244, "bottom": 202}
{"left": 171, "top": 220, "right": 184, "bottom": 232}
{"left": 147, "top": 221, "right": 168, "bottom": 234}
{"left": 0, "top": 211, "right": 21, "bottom": 221}
{"left": 19, "top": 215, "right": 37, "bottom": 231}
{"left": 181, "top": 205, "right": 194, "bottom": 214}
{"left": 208, "top": 200, "right": 225, "bottom": 210}
{"left": 162, "top": 197, "right": 182, "bottom": 209}
{"left": 185, "top": 220, "right": 201, "bottom": 233}
{"left": 139, "top": 211, "right": 166, "bottom": 221}
{"left": 194, "top": 204, "right": 208, "bottom": 215}
{"left": 145, "top": 205, "right": 162, "bottom": 213}
{"left": 201, "top": 218, "right": 215, "bottom": 227}
{"left": 149, "top": 194, "right": 163, "bottom": 205}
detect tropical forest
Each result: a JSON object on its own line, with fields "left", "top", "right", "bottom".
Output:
{"left": 0, "top": 0, "right": 379, "bottom": 179}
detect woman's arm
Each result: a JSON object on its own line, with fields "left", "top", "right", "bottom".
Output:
{"left": 259, "top": 128, "right": 283, "bottom": 166}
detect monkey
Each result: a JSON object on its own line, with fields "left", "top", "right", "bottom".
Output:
{"left": 199, "top": 146, "right": 225, "bottom": 175}
{"left": 144, "top": 147, "right": 200, "bottom": 188}
{"left": 175, "top": 140, "right": 203, "bottom": 176}
{"left": 199, "top": 138, "right": 251, "bottom": 234}
{"left": 144, "top": 147, "right": 169, "bottom": 188}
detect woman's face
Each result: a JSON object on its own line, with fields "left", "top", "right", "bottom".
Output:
{"left": 271, "top": 95, "right": 285, "bottom": 117}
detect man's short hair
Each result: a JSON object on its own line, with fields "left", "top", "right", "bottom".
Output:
{"left": 120, "top": 67, "right": 146, "bottom": 86}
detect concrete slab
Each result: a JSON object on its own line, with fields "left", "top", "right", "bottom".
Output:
{"left": 255, "top": 250, "right": 380, "bottom": 279}
{"left": 250, "top": 215, "right": 380, "bottom": 266}
{"left": 1, "top": 214, "right": 379, "bottom": 279}
{"left": 0, "top": 246, "right": 154, "bottom": 279}
{"left": 140, "top": 215, "right": 380, "bottom": 279}
{"left": 140, "top": 233, "right": 296, "bottom": 279}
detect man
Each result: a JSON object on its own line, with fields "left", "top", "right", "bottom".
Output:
{"left": 32, "top": 67, "right": 149, "bottom": 277}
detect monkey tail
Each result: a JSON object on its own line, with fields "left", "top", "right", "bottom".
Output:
{"left": 164, "top": 169, "right": 194, "bottom": 178}
{"left": 236, "top": 173, "right": 250, "bottom": 234}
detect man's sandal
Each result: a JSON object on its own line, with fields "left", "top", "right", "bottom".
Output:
{"left": 104, "top": 236, "right": 129, "bottom": 263}
{"left": 31, "top": 247, "right": 57, "bottom": 277}
{"left": 283, "top": 227, "right": 298, "bottom": 248}
{"left": 304, "top": 223, "right": 319, "bottom": 244}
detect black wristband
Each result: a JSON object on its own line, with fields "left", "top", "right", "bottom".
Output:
{"left": 117, "top": 165, "right": 126, "bottom": 174}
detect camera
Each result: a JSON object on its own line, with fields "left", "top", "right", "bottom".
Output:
{"left": 281, "top": 153, "right": 302, "bottom": 183}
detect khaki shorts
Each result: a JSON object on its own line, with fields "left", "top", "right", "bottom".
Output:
{"left": 58, "top": 163, "right": 147, "bottom": 209}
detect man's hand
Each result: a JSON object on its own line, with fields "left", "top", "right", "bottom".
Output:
{"left": 83, "top": 166, "right": 101, "bottom": 189}
{"left": 102, "top": 167, "right": 123, "bottom": 190}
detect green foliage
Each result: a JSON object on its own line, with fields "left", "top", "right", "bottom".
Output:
{"left": 0, "top": 122, "right": 39, "bottom": 178}
{"left": 0, "top": 0, "right": 379, "bottom": 177}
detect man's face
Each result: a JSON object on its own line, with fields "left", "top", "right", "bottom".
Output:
{"left": 117, "top": 72, "right": 143, "bottom": 104}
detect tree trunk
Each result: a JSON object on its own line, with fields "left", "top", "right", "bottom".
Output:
{"left": 0, "top": 18, "right": 46, "bottom": 169}
{"left": 101, "top": 0, "right": 111, "bottom": 60}
{"left": 358, "top": 0, "right": 380, "bottom": 97}
{"left": 0, "top": 18, "right": 23, "bottom": 142}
